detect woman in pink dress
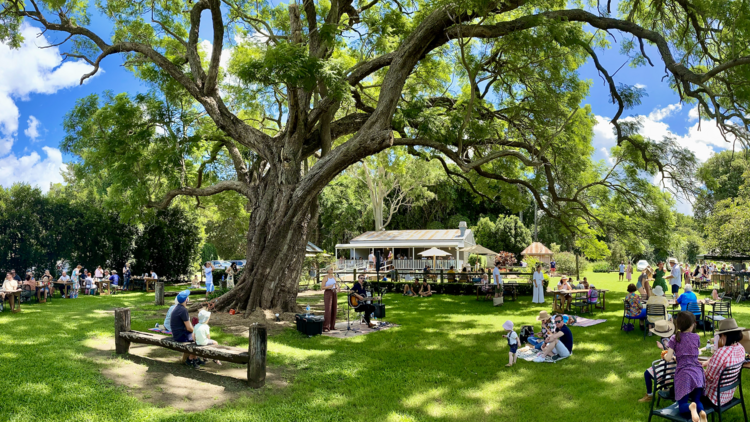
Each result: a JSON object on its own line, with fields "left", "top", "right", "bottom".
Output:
{"left": 626, "top": 263, "right": 633, "bottom": 283}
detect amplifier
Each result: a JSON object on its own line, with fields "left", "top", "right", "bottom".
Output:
{"left": 373, "top": 303, "right": 386, "bottom": 319}
{"left": 295, "top": 314, "right": 324, "bottom": 336}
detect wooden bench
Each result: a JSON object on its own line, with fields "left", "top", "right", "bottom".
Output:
{"left": 114, "top": 308, "right": 267, "bottom": 388}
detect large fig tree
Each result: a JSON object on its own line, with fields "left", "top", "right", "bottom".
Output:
{"left": 4, "top": 0, "right": 750, "bottom": 313}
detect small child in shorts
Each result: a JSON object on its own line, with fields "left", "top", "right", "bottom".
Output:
{"left": 194, "top": 309, "right": 221, "bottom": 365}
{"left": 503, "top": 320, "right": 518, "bottom": 367}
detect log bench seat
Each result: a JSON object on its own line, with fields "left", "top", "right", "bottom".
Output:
{"left": 114, "top": 308, "right": 266, "bottom": 387}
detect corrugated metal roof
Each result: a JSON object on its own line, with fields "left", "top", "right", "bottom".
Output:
{"left": 351, "top": 229, "right": 468, "bottom": 242}
{"left": 336, "top": 242, "right": 464, "bottom": 249}
{"left": 521, "top": 242, "right": 553, "bottom": 255}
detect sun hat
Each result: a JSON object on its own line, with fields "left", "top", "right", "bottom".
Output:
{"left": 652, "top": 286, "right": 665, "bottom": 296}
{"left": 715, "top": 318, "right": 745, "bottom": 335}
{"left": 176, "top": 290, "right": 191, "bottom": 303}
{"left": 536, "top": 310, "right": 551, "bottom": 321}
{"left": 198, "top": 309, "right": 211, "bottom": 324}
{"left": 650, "top": 320, "right": 675, "bottom": 337}
{"left": 669, "top": 258, "right": 677, "bottom": 263}
{"left": 502, "top": 320, "right": 514, "bottom": 331}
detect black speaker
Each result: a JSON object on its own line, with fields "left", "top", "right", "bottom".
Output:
{"left": 295, "top": 314, "right": 324, "bottom": 336}
{"left": 373, "top": 303, "right": 386, "bottom": 318}
{"left": 375, "top": 250, "right": 382, "bottom": 269}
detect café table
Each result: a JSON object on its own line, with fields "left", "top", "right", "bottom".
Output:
{"left": 94, "top": 279, "right": 111, "bottom": 296}
{"left": 0, "top": 288, "right": 21, "bottom": 313}
{"left": 53, "top": 281, "right": 74, "bottom": 298}
{"left": 551, "top": 288, "right": 610, "bottom": 313}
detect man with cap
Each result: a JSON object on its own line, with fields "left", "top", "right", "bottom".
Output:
{"left": 703, "top": 318, "right": 747, "bottom": 407}
{"left": 668, "top": 258, "right": 682, "bottom": 295}
{"left": 170, "top": 290, "right": 198, "bottom": 367}
{"left": 639, "top": 320, "right": 676, "bottom": 402}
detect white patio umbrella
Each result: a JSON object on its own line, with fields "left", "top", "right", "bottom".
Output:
{"left": 419, "top": 247, "right": 452, "bottom": 268}
{"left": 460, "top": 245, "right": 498, "bottom": 256}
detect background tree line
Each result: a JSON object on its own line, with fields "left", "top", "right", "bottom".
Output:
{"left": 0, "top": 183, "right": 200, "bottom": 280}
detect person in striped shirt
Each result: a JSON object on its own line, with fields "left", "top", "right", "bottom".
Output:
{"left": 702, "top": 318, "right": 746, "bottom": 407}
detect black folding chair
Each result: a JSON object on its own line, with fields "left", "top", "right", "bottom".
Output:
{"left": 647, "top": 359, "right": 683, "bottom": 422}
{"left": 621, "top": 300, "right": 639, "bottom": 333}
{"left": 707, "top": 301, "right": 732, "bottom": 336}
{"left": 704, "top": 361, "right": 748, "bottom": 422}
{"left": 644, "top": 305, "right": 667, "bottom": 340}
{"left": 686, "top": 302, "right": 706, "bottom": 336}
{"left": 571, "top": 292, "right": 590, "bottom": 315}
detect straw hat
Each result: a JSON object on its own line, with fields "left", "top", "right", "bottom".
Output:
{"left": 652, "top": 286, "right": 665, "bottom": 296}
{"left": 502, "top": 320, "right": 514, "bottom": 331}
{"left": 650, "top": 320, "right": 675, "bottom": 337}
{"left": 536, "top": 310, "right": 551, "bottom": 321}
{"left": 715, "top": 318, "right": 745, "bottom": 335}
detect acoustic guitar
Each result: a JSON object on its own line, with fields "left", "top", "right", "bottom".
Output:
{"left": 348, "top": 292, "right": 380, "bottom": 307}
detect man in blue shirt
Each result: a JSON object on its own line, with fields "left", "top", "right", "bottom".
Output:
{"left": 170, "top": 290, "right": 198, "bottom": 367}
{"left": 351, "top": 275, "right": 378, "bottom": 328}
{"left": 536, "top": 315, "right": 573, "bottom": 361}
{"left": 109, "top": 270, "right": 120, "bottom": 287}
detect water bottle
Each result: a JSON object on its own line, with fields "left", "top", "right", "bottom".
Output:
{"left": 306, "top": 304, "right": 311, "bottom": 317}
{"left": 155, "top": 323, "right": 160, "bottom": 329}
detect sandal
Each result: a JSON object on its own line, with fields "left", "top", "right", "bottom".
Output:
{"left": 213, "top": 360, "right": 222, "bottom": 366}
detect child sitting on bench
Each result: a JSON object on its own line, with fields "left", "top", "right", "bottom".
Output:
{"left": 194, "top": 309, "right": 221, "bottom": 365}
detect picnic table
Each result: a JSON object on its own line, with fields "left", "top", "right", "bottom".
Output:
{"left": 94, "top": 279, "right": 111, "bottom": 296}
{"left": 665, "top": 298, "right": 715, "bottom": 319}
{"left": 551, "top": 288, "right": 610, "bottom": 313}
{"left": 474, "top": 282, "right": 528, "bottom": 301}
{"left": 53, "top": 281, "right": 74, "bottom": 298}
{"left": 0, "top": 289, "right": 21, "bottom": 313}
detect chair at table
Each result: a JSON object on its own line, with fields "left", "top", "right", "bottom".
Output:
{"left": 644, "top": 305, "right": 667, "bottom": 340}
{"left": 686, "top": 302, "right": 706, "bottom": 336}
{"left": 647, "top": 358, "right": 681, "bottom": 422}
{"left": 571, "top": 292, "right": 590, "bottom": 315}
{"left": 20, "top": 284, "right": 35, "bottom": 303}
{"left": 706, "top": 301, "right": 732, "bottom": 336}
{"left": 704, "top": 361, "right": 748, "bottom": 422}
{"left": 620, "top": 300, "right": 639, "bottom": 333}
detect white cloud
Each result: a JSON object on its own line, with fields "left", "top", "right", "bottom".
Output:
{"left": 0, "top": 147, "right": 67, "bottom": 192}
{"left": 0, "top": 23, "right": 94, "bottom": 191}
{"left": 648, "top": 103, "right": 682, "bottom": 122}
{"left": 634, "top": 83, "right": 647, "bottom": 89}
{"left": 24, "top": 115, "right": 41, "bottom": 142}
{"left": 592, "top": 102, "right": 736, "bottom": 215}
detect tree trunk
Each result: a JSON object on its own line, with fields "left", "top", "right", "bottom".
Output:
{"left": 211, "top": 172, "right": 313, "bottom": 314}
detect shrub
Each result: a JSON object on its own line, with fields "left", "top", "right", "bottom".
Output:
{"left": 592, "top": 261, "right": 611, "bottom": 273}
{"left": 553, "top": 251, "right": 588, "bottom": 275}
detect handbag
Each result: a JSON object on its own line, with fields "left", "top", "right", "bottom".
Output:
{"left": 493, "top": 297, "right": 503, "bottom": 307}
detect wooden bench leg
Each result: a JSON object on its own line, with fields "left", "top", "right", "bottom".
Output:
{"left": 115, "top": 308, "right": 131, "bottom": 354}
{"left": 248, "top": 325, "right": 267, "bottom": 388}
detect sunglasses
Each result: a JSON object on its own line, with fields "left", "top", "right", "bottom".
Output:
{"left": 555, "top": 320, "right": 563, "bottom": 324}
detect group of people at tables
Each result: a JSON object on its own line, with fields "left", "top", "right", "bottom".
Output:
{"left": 552, "top": 275, "right": 599, "bottom": 311}
{"left": 637, "top": 314, "right": 747, "bottom": 422}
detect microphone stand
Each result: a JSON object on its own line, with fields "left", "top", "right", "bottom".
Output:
{"left": 336, "top": 274, "right": 355, "bottom": 335}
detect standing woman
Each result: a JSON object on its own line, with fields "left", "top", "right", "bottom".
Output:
{"left": 626, "top": 262, "right": 633, "bottom": 284}
{"left": 532, "top": 264, "right": 545, "bottom": 304}
{"left": 226, "top": 263, "right": 237, "bottom": 289}
{"left": 203, "top": 262, "right": 215, "bottom": 298}
{"left": 322, "top": 267, "right": 338, "bottom": 332}
{"left": 123, "top": 263, "right": 131, "bottom": 291}
{"left": 95, "top": 266, "right": 103, "bottom": 280}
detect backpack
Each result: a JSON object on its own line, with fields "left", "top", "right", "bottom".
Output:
{"left": 519, "top": 325, "right": 534, "bottom": 345}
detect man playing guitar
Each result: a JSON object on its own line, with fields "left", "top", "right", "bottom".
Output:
{"left": 351, "top": 275, "right": 379, "bottom": 328}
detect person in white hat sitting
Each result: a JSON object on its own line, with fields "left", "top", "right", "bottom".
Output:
{"left": 703, "top": 318, "right": 746, "bottom": 407}
{"left": 642, "top": 286, "right": 669, "bottom": 334}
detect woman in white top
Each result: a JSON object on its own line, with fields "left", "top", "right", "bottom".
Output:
{"left": 203, "top": 262, "right": 214, "bottom": 297}
{"left": 532, "top": 264, "right": 545, "bottom": 303}
{"left": 322, "top": 267, "right": 338, "bottom": 332}
{"left": 95, "top": 266, "right": 103, "bottom": 279}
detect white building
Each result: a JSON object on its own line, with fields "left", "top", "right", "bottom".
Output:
{"left": 335, "top": 222, "right": 475, "bottom": 270}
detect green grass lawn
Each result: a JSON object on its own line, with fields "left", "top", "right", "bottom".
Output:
{"left": 2, "top": 272, "right": 749, "bottom": 422}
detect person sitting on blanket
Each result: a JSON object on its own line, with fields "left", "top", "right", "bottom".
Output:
{"left": 534, "top": 314, "right": 573, "bottom": 361}
{"left": 527, "top": 311, "right": 554, "bottom": 350}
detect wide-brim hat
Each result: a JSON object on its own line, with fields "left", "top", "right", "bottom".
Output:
{"left": 652, "top": 286, "right": 665, "bottom": 296}
{"left": 716, "top": 318, "right": 745, "bottom": 335}
{"left": 502, "top": 320, "right": 514, "bottom": 331}
{"left": 669, "top": 258, "right": 677, "bottom": 263}
{"left": 650, "top": 320, "right": 675, "bottom": 337}
{"left": 536, "top": 310, "right": 551, "bottom": 321}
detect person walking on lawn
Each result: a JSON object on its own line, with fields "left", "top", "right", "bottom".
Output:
{"left": 619, "top": 261, "right": 625, "bottom": 281}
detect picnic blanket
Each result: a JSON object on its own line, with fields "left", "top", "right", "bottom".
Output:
{"left": 516, "top": 346, "right": 571, "bottom": 363}
{"left": 148, "top": 328, "right": 172, "bottom": 335}
{"left": 568, "top": 317, "right": 607, "bottom": 327}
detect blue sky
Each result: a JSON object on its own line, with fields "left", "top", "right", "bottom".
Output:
{"left": 0, "top": 14, "right": 729, "bottom": 215}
